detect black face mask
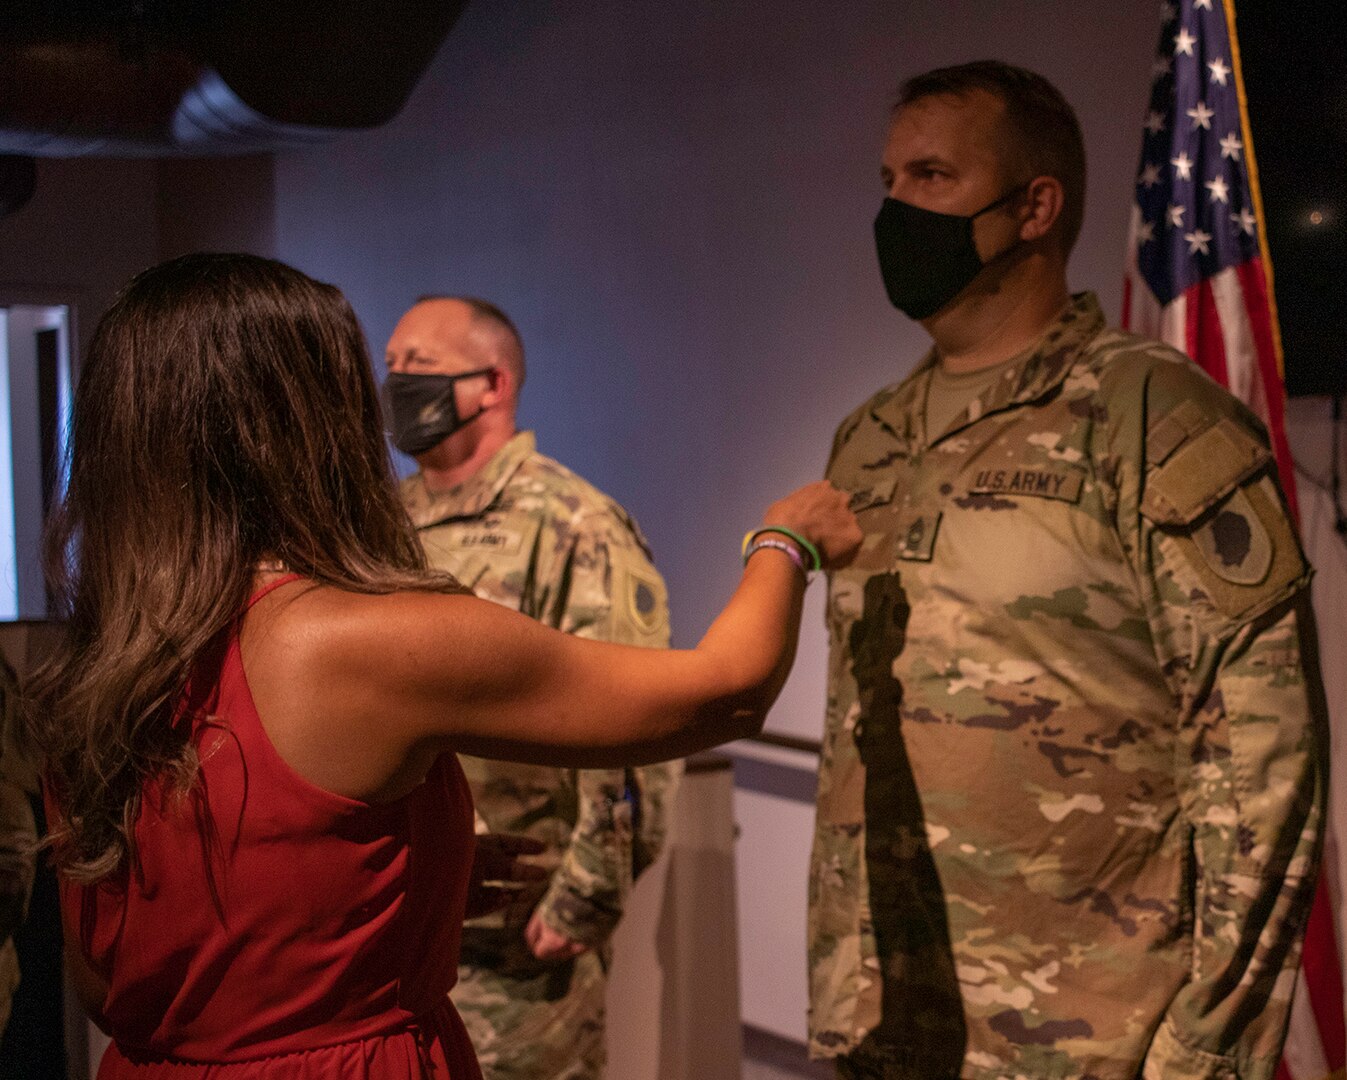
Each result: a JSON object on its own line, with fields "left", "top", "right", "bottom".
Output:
{"left": 873, "top": 186, "right": 1027, "bottom": 320}
{"left": 382, "top": 368, "right": 494, "bottom": 456}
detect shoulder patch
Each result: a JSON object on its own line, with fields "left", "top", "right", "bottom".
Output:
{"left": 1192, "top": 486, "right": 1273, "bottom": 585}
{"left": 609, "top": 546, "right": 669, "bottom": 648}
{"left": 1160, "top": 475, "right": 1308, "bottom": 622}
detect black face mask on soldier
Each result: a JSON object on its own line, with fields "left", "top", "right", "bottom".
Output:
{"left": 873, "top": 185, "right": 1028, "bottom": 320}
{"left": 381, "top": 369, "right": 494, "bottom": 456}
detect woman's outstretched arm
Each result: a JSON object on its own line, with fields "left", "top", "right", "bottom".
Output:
{"left": 284, "top": 482, "right": 860, "bottom": 772}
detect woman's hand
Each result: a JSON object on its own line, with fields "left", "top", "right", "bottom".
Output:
{"left": 761, "top": 481, "right": 863, "bottom": 570}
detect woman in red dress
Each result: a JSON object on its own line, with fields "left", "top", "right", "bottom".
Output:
{"left": 24, "top": 253, "right": 859, "bottom": 1078}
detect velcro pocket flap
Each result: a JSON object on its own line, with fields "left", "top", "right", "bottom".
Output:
{"left": 849, "top": 477, "right": 898, "bottom": 513}
{"left": 1140, "top": 418, "right": 1271, "bottom": 526}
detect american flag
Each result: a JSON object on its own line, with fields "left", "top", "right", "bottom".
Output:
{"left": 1122, "top": 3, "right": 1345, "bottom": 1079}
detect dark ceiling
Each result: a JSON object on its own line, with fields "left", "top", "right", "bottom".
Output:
{"left": 1238, "top": 1, "right": 1344, "bottom": 396}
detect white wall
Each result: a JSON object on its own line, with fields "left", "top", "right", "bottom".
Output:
{"left": 1286, "top": 396, "right": 1347, "bottom": 1024}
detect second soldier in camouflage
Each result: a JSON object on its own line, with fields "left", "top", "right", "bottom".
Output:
{"left": 386, "top": 297, "right": 680, "bottom": 1080}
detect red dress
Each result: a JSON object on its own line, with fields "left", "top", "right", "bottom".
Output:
{"left": 57, "top": 579, "right": 483, "bottom": 1079}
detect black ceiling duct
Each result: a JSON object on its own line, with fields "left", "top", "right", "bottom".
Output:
{"left": 0, "top": 0, "right": 469, "bottom": 157}
{"left": 0, "top": 154, "right": 37, "bottom": 217}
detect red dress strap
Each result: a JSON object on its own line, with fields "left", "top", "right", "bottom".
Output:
{"left": 245, "top": 572, "right": 304, "bottom": 610}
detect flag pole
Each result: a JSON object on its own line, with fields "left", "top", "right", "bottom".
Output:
{"left": 1222, "top": 0, "right": 1287, "bottom": 380}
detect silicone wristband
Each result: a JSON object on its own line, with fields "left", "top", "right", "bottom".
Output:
{"left": 743, "top": 526, "right": 822, "bottom": 573}
{"left": 745, "top": 537, "right": 808, "bottom": 575}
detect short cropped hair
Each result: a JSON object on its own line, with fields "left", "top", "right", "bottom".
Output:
{"left": 414, "top": 294, "right": 526, "bottom": 391}
{"left": 897, "top": 61, "right": 1087, "bottom": 254}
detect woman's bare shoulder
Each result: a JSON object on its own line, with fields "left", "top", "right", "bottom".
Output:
{"left": 238, "top": 581, "right": 491, "bottom": 798}
{"left": 246, "top": 581, "right": 490, "bottom": 686}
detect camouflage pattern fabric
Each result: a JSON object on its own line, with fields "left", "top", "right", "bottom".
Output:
{"left": 811, "top": 293, "right": 1324, "bottom": 1080}
{"left": 0, "top": 657, "right": 37, "bottom": 1038}
{"left": 401, "top": 431, "right": 680, "bottom": 1080}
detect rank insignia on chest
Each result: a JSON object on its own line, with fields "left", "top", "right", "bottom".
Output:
{"left": 894, "top": 511, "right": 941, "bottom": 561}
{"left": 968, "top": 467, "right": 1083, "bottom": 503}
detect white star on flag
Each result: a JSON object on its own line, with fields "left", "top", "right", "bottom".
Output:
{"left": 1205, "top": 176, "right": 1230, "bottom": 203}
{"left": 1168, "top": 204, "right": 1186, "bottom": 226}
{"left": 1171, "top": 151, "right": 1194, "bottom": 181}
{"left": 1207, "top": 58, "right": 1231, "bottom": 85}
{"left": 1184, "top": 229, "right": 1212, "bottom": 255}
{"left": 1219, "top": 132, "right": 1243, "bottom": 160}
{"left": 1144, "top": 111, "right": 1166, "bottom": 134}
{"left": 1194, "top": 0, "right": 1213, "bottom": 9}
{"left": 1139, "top": 163, "right": 1163, "bottom": 188}
{"left": 1187, "top": 101, "right": 1215, "bottom": 130}
{"left": 1137, "top": 220, "right": 1156, "bottom": 245}
{"left": 1174, "top": 27, "right": 1196, "bottom": 55}
{"left": 1232, "top": 208, "right": 1256, "bottom": 235}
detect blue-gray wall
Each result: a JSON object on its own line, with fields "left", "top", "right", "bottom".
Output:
{"left": 274, "top": 0, "right": 1157, "bottom": 740}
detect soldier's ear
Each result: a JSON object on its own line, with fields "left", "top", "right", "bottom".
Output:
{"left": 481, "top": 366, "right": 513, "bottom": 410}
{"left": 1019, "top": 176, "right": 1064, "bottom": 244}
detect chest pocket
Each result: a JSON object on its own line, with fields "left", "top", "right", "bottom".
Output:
{"left": 846, "top": 478, "right": 942, "bottom": 563}
{"left": 848, "top": 477, "right": 898, "bottom": 513}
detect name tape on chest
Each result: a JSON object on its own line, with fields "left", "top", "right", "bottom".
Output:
{"left": 968, "top": 467, "right": 1083, "bottom": 503}
{"left": 448, "top": 530, "right": 525, "bottom": 556}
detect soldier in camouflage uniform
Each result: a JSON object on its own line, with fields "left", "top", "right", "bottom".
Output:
{"left": 1, "top": 656, "right": 37, "bottom": 1037}
{"left": 811, "top": 62, "right": 1323, "bottom": 1080}
{"left": 385, "top": 296, "right": 680, "bottom": 1080}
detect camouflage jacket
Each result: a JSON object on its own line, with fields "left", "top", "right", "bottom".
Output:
{"left": 811, "top": 294, "right": 1324, "bottom": 1080}
{"left": 401, "top": 431, "right": 680, "bottom": 947}
{"left": 1, "top": 658, "right": 37, "bottom": 1028}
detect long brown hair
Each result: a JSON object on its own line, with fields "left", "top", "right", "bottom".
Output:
{"left": 25, "top": 253, "right": 460, "bottom": 881}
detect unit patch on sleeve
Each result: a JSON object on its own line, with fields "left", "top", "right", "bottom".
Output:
{"left": 611, "top": 548, "right": 669, "bottom": 646}
{"left": 1157, "top": 475, "right": 1308, "bottom": 622}
{"left": 1191, "top": 486, "right": 1273, "bottom": 586}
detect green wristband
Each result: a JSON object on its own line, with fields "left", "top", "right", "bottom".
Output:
{"left": 747, "top": 526, "right": 822, "bottom": 573}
